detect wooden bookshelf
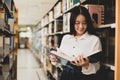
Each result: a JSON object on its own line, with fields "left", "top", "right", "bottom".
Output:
{"left": 0, "top": 0, "right": 18, "bottom": 79}
{"left": 32, "top": 0, "right": 116, "bottom": 80}
{"left": 115, "top": 0, "right": 120, "bottom": 80}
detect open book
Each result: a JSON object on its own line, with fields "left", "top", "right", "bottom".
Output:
{"left": 50, "top": 49, "right": 99, "bottom": 62}
{"left": 50, "top": 50, "right": 74, "bottom": 62}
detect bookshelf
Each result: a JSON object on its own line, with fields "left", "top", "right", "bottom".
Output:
{"left": 32, "top": 0, "right": 116, "bottom": 80}
{"left": 0, "top": 0, "right": 18, "bottom": 79}
{"left": 115, "top": 0, "right": 120, "bottom": 80}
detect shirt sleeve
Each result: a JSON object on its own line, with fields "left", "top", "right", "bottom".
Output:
{"left": 81, "top": 62, "right": 100, "bottom": 75}
{"left": 91, "top": 36, "right": 102, "bottom": 54}
{"left": 82, "top": 37, "right": 102, "bottom": 75}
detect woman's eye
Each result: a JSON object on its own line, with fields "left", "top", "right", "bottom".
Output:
{"left": 75, "top": 22, "right": 80, "bottom": 25}
{"left": 75, "top": 22, "right": 87, "bottom": 25}
{"left": 82, "top": 22, "right": 87, "bottom": 25}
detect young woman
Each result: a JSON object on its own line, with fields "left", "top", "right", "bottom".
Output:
{"left": 49, "top": 6, "right": 102, "bottom": 80}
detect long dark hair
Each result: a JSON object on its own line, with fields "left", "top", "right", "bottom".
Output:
{"left": 70, "top": 6, "right": 96, "bottom": 35}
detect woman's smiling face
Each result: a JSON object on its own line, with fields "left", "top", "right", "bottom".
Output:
{"left": 74, "top": 14, "right": 87, "bottom": 36}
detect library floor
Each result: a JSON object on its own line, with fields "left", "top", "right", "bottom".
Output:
{"left": 17, "top": 49, "right": 49, "bottom": 80}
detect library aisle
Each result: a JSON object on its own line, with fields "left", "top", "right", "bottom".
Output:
{"left": 17, "top": 49, "right": 48, "bottom": 80}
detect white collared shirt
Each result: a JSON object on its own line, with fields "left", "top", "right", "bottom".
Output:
{"left": 59, "top": 32, "right": 102, "bottom": 75}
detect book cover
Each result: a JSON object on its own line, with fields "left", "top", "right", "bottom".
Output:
{"left": 84, "top": 4, "right": 104, "bottom": 26}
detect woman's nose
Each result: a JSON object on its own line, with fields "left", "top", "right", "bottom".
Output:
{"left": 79, "top": 23, "right": 84, "bottom": 28}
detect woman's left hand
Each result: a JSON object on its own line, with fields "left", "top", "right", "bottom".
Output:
{"left": 71, "top": 55, "right": 89, "bottom": 69}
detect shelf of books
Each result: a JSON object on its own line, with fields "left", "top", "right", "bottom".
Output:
{"left": 32, "top": 0, "right": 115, "bottom": 80}
{"left": 0, "top": 0, "right": 18, "bottom": 79}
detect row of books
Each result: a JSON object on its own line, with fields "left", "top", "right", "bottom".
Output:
{"left": 2, "top": 0, "right": 16, "bottom": 13}
{"left": 0, "top": 36, "right": 11, "bottom": 62}
{"left": 62, "top": 0, "right": 80, "bottom": 12}
{"left": 0, "top": 0, "right": 15, "bottom": 33}
{"left": 41, "top": 11, "right": 71, "bottom": 35}
{"left": 0, "top": 13, "right": 15, "bottom": 33}
{"left": 41, "top": 5, "right": 105, "bottom": 29}
{"left": 0, "top": 1, "right": 5, "bottom": 29}
{"left": 47, "top": 35, "right": 63, "bottom": 48}
{"left": 41, "top": 18, "right": 67, "bottom": 35}
{"left": 41, "top": 0, "right": 80, "bottom": 27}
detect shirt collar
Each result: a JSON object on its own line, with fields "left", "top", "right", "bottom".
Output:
{"left": 79, "top": 32, "right": 90, "bottom": 40}
{"left": 68, "top": 32, "right": 90, "bottom": 40}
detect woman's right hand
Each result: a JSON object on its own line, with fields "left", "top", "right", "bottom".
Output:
{"left": 49, "top": 54, "right": 58, "bottom": 62}
{"left": 49, "top": 54, "right": 59, "bottom": 66}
